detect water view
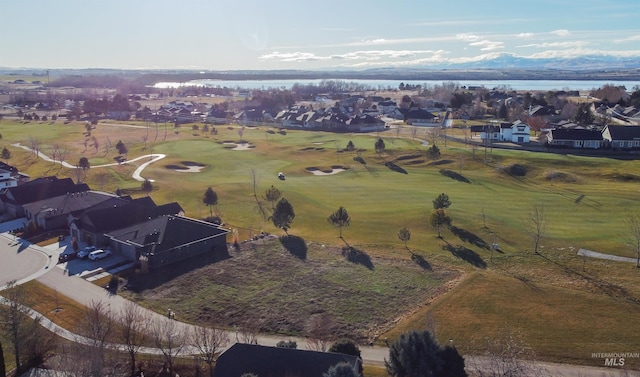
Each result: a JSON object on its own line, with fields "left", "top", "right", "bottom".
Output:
{"left": 154, "top": 78, "right": 640, "bottom": 91}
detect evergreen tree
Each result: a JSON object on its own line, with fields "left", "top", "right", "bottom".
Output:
{"left": 203, "top": 187, "right": 219, "bottom": 217}
{"left": 385, "top": 330, "right": 466, "bottom": 377}
{"left": 327, "top": 206, "right": 351, "bottom": 239}
{"left": 270, "top": 198, "right": 295, "bottom": 234}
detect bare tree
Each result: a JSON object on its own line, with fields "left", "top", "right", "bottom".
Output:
{"left": 522, "top": 204, "right": 546, "bottom": 254}
{"left": 27, "top": 136, "right": 40, "bottom": 157}
{"left": 117, "top": 300, "right": 149, "bottom": 377}
{"left": 0, "top": 280, "right": 28, "bottom": 375}
{"left": 469, "top": 328, "right": 550, "bottom": 377}
{"left": 193, "top": 325, "right": 230, "bottom": 377}
{"left": 152, "top": 317, "right": 187, "bottom": 376}
{"left": 306, "top": 313, "right": 335, "bottom": 352}
{"left": 627, "top": 214, "right": 640, "bottom": 268}
{"left": 235, "top": 322, "right": 259, "bottom": 345}
{"left": 82, "top": 300, "right": 114, "bottom": 377}
{"left": 250, "top": 169, "right": 268, "bottom": 220}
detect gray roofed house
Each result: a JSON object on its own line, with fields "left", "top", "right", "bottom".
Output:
{"left": 69, "top": 196, "right": 184, "bottom": 248}
{"left": 546, "top": 128, "right": 604, "bottom": 149}
{"left": 602, "top": 125, "right": 640, "bottom": 149}
{"left": 23, "top": 191, "right": 125, "bottom": 231}
{"left": 0, "top": 176, "right": 89, "bottom": 219}
{"left": 213, "top": 343, "right": 362, "bottom": 377}
{"left": 105, "top": 215, "right": 228, "bottom": 268}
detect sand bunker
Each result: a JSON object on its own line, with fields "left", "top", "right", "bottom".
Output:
{"left": 165, "top": 161, "right": 206, "bottom": 173}
{"left": 223, "top": 142, "right": 255, "bottom": 150}
{"left": 306, "top": 166, "right": 349, "bottom": 175}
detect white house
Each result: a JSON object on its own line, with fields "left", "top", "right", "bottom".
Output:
{"left": 472, "top": 120, "right": 531, "bottom": 143}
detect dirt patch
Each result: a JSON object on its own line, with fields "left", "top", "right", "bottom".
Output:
{"left": 503, "top": 163, "right": 529, "bottom": 177}
{"left": 605, "top": 172, "right": 640, "bottom": 182}
{"left": 306, "top": 166, "right": 349, "bottom": 175}
{"left": 427, "top": 159, "right": 453, "bottom": 166}
{"left": 544, "top": 170, "right": 580, "bottom": 183}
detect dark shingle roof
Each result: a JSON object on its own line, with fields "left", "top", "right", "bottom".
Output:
{"left": 213, "top": 343, "right": 361, "bottom": 377}
{"left": 106, "top": 215, "right": 227, "bottom": 253}
{"left": 23, "top": 191, "right": 124, "bottom": 219}
{"left": 550, "top": 128, "right": 603, "bottom": 141}
{"left": 605, "top": 125, "right": 640, "bottom": 140}
{"left": 2, "top": 177, "right": 89, "bottom": 205}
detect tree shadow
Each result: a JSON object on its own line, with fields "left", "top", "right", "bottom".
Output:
{"left": 439, "top": 169, "right": 471, "bottom": 183}
{"left": 353, "top": 156, "right": 366, "bottom": 164}
{"left": 449, "top": 226, "right": 490, "bottom": 249}
{"left": 342, "top": 246, "right": 374, "bottom": 270}
{"left": 443, "top": 243, "right": 487, "bottom": 269}
{"left": 411, "top": 253, "right": 432, "bottom": 271}
{"left": 279, "top": 235, "right": 307, "bottom": 260}
{"left": 384, "top": 162, "right": 407, "bottom": 174}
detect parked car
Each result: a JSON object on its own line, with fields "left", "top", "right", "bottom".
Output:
{"left": 77, "top": 246, "right": 97, "bottom": 259}
{"left": 88, "top": 249, "right": 111, "bottom": 261}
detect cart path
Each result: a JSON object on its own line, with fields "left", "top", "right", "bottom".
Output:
{"left": 11, "top": 143, "right": 165, "bottom": 182}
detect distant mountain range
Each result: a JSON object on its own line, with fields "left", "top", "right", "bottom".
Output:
{"left": 427, "top": 53, "right": 640, "bottom": 70}
{"left": 2, "top": 54, "right": 639, "bottom": 81}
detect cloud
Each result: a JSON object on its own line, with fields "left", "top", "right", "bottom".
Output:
{"left": 258, "top": 52, "right": 329, "bottom": 62}
{"left": 516, "top": 32, "right": 534, "bottom": 38}
{"left": 614, "top": 35, "right": 640, "bottom": 43}
{"left": 527, "top": 48, "right": 640, "bottom": 59}
{"left": 261, "top": 49, "right": 445, "bottom": 63}
{"left": 456, "top": 33, "right": 481, "bottom": 42}
{"left": 517, "top": 41, "right": 588, "bottom": 49}
{"left": 469, "top": 40, "right": 504, "bottom": 51}
{"left": 550, "top": 29, "right": 570, "bottom": 37}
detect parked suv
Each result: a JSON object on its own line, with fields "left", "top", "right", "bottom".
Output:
{"left": 88, "top": 249, "right": 112, "bottom": 261}
{"left": 77, "top": 246, "right": 97, "bottom": 259}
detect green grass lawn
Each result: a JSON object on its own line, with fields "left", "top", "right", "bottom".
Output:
{"left": 2, "top": 118, "right": 640, "bottom": 365}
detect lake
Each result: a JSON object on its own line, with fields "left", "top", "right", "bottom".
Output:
{"left": 153, "top": 79, "right": 640, "bottom": 91}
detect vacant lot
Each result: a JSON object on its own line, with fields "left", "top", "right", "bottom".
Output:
{"left": 122, "top": 238, "right": 459, "bottom": 343}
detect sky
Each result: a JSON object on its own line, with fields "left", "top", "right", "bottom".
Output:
{"left": 1, "top": 0, "right": 640, "bottom": 71}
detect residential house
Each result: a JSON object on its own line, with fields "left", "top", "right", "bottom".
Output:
{"left": 402, "top": 108, "right": 437, "bottom": 126}
{"left": 470, "top": 121, "right": 531, "bottom": 143}
{"left": 213, "top": 343, "right": 362, "bottom": 377}
{"left": 500, "top": 120, "right": 531, "bottom": 143}
{"left": 377, "top": 100, "right": 397, "bottom": 114}
{"left": 205, "top": 108, "right": 230, "bottom": 124}
{"left": 0, "top": 177, "right": 89, "bottom": 220}
{"left": 0, "top": 162, "right": 27, "bottom": 190}
{"left": 346, "top": 114, "right": 386, "bottom": 132}
{"left": 546, "top": 128, "right": 604, "bottom": 149}
{"left": 602, "top": 125, "right": 640, "bottom": 149}
{"left": 104, "top": 215, "right": 228, "bottom": 269}
{"left": 22, "top": 191, "right": 125, "bottom": 231}
{"left": 69, "top": 196, "right": 183, "bottom": 248}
